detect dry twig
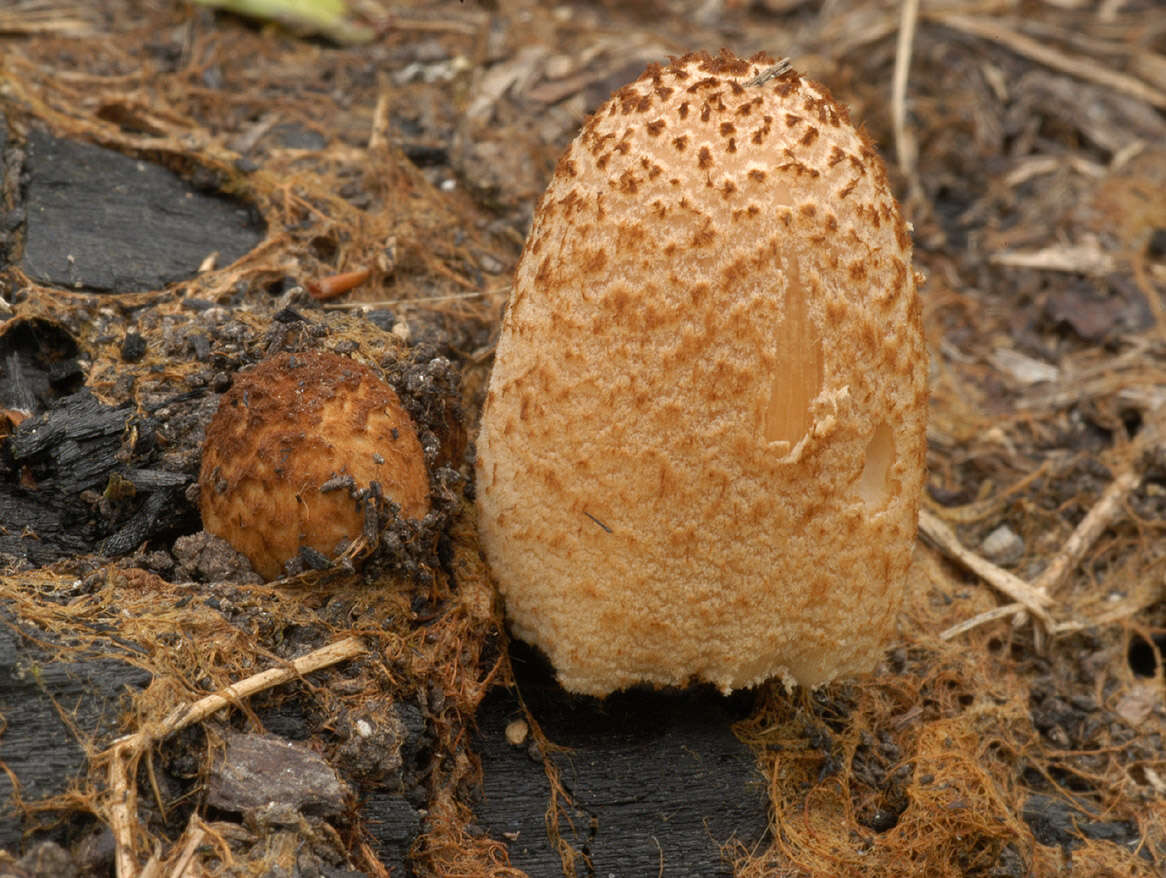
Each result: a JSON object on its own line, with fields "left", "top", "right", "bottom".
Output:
{"left": 919, "top": 508, "right": 1056, "bottom": 632}
{"left": 931, "top": 407, "right": 1166, "bottom": 640}
{"left": 1034, "top": 408, "right": 1165, "bottom": 596}
{"left": 100, "top": 637, "right": 367, "bottom": 878}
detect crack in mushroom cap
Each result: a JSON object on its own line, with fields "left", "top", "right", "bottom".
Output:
{"left": 476, "top": 50, "right": 928, "bottom": 696}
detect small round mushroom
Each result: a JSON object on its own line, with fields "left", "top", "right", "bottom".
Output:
{"left": 199, "top": 350, "right": 429, "bottom": 580}
{"left": 475, "top": 51, "right": 928, "bottom": 695}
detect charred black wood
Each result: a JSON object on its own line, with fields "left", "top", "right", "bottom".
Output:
{"left": 1, "top": 390, "right": 195, "bottom": 564}
{"left": 0, "top": 608, "right": 151, "bottom": 852}
{"left": 475, "top": 643, "right": 769, "bottom": 877}
{"left": 0, "top": 318, "right": 83, "bottom": 417}
{"left": 18, "top": 129, "right": 264, "bottom": 294}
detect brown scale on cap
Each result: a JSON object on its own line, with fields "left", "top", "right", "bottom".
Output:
{"left": 199, "top": 350, "right": 429, "bottom": 580}
{"left": 476, "top": 50, "right": 928, "bottom": 695}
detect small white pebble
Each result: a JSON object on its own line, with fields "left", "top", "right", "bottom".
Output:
{"left": 982, "top": 525, "right": 1024, "bottom": 565}
{"left": 355, "top": 719, "right": 373, "bottom": 738}
{"left": 478, "top": 252, "right": 503, "bottom": 274}
{"left": 544, "top": 54, "right": 573, "bottom": 79}
{"left": 391, "top": 321, "right": 411, "bottom": 342}
{"left": 504, "top": 718, "right": 529, "bottom": 748}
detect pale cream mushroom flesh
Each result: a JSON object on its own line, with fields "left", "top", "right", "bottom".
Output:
{"left": 475, "top": 51, "right": 928, "bottom": 695}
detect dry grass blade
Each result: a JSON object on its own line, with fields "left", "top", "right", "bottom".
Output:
{"left": 0, "top": 0, "right": 95, "bottom": 35}
{"left": 892, "top": 0, "right": 921, "bottom": 187}
{"left": 940, "top": 602, "right": 1027, "bottom": 641}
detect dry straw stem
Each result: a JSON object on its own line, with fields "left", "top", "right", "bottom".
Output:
{"left": 990, "top": 239, "right": 1116, "bottom": 276}
{"left": 163, "top": 820, "right": 206, "bottom": 878}
{"left": 132, "top": 816, "right": 206, "bottom": 878}
{"left": 323, "top": 289, "right": 498, "bottom": 311}
{"left": 891, "top": 0, "right": 921, "bottom": 190}
{"left": 938, "top": 601, "right": 1033, "bottom": 642}
{"left": 99, "top": 637, "right": 366, "bottom": 878}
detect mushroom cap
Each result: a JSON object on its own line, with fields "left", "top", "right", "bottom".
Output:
{"left": 199, "top": 350, "right": 429, "bottom": 580}
{"left": 475, "top": 51, "right": 928, "bottom": 696}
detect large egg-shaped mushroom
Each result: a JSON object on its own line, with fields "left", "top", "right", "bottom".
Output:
{"left": 475, "top": 51, "right": 928, "bottom": 695}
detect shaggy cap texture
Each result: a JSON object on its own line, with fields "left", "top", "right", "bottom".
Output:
{"left": 200, "top": 350, "right": 429, "bottom": 580}
{"left": 476, "top": 50, "right": 928, "bottom": 695}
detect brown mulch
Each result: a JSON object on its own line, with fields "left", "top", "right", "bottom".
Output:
{"left": 1, "top": 0, "right": 1164, "bottom": 875}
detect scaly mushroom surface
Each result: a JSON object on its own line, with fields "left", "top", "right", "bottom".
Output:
{"left": 476, "top": 50, "right": 928, "bottom": 695}
{"left": 200, "top": 350, "right": 429, "bottom": 580}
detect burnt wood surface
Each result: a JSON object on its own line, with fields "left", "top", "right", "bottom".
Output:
{"left": 17, "top": 129, "right": 263, "bottom": 293}
{"left": 1, "top": 389, "right": 198, "bottom": 564}
{"left": 475, "top": 644, "right": 769, "bottom": 877}
{"left": 0, "top": 610, "right": 151, "bottom": 852}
